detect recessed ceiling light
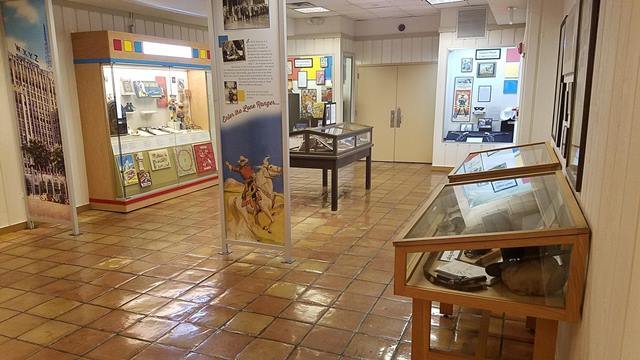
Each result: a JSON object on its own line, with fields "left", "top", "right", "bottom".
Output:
{"left": 425, "top": 0, "right": 466, "bottom": 5}
{"left": 293, "top": 6, "right": 331, "bottom": 14}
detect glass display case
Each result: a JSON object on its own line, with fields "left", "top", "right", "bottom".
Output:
{"left": 394, "top": 171, "right": 589, "bottom": 323}
{"left": 449, "top": 142, "right": 561, "bottom": 183}
{"left": 72, "top": 31, "right": 217, "bottom": 212}
{"left": 104, "top": 64, "right": 215, "bottom": 199}
{"left": 289, "top": 123, "right": 372, "bottom": 157}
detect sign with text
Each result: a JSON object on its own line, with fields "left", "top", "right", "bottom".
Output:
{"left": 2, "top": 0, "right": 73, "bottom": 224}
{"left": 210, "top": 0, "right": 291, "bottom": 252}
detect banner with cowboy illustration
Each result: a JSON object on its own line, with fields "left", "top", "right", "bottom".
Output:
{"left": 209, "top": 0, "right": 290, "bottom": 247}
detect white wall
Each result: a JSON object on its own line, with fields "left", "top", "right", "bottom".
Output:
{"left": 0, "top": 1, "right": 208, "bottom": 228}
{"left": 354, "top": 15, "right": 439, "bottom": 37}
{"left": 555, "top": 0, "right": 640, "bottom": 359}
{"left": 432, "top": 8, "right": 525, "bottom": 167}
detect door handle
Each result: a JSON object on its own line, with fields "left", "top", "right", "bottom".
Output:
{"left": 390, "top": 109, "right": 396, "bottom": 128}
{"left": 396, "top": 107, "right": 402, "bottom": 128}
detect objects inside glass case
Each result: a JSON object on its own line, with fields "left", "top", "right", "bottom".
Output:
{"left": 289, "top": 123, "right": 373, "bottom": 156}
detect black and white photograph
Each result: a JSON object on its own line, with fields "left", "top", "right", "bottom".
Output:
{"left": 223, "top": 0, "right": 270, "bottom": 30}
{"left": 224, "top": 81, "right": 239, "bottom": 104}
{"left": 222, "top": 39, "right": 246, "bottom": 63}
{"left": 477, "top": 62, "right": 497, "bottom": 78}
{"left": 461, "top": 58, "right": 473, "bottom": 73}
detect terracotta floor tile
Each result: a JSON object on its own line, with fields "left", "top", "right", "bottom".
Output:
{"left": 244, "top": 295, "right": 291, "bottom": 316}
{"left": 313, "top": 274, "right": 352, "bottom": 291}
{"left": 333, "top": 292, "right": 378, "bottom": 313}
{"left": 60, "top": 283, "right": 109, "bottom": 302}
{"left": 118, "top": 276, "right": 165, "bottom": 293}
{"left": 344, "top": 333, "right": 397, "bottom": 359}
{"left": 345, "top": 280, "right": 386, "bottom": 297}
{"left": 238, "top": 338, "right": 294, "bottom": 360}
{"left": 132, "top": 343, "right": 189, "bottom": 360}
{"left": 251, "top": 266, "right": 288, "bottom": 280}
{"left": 18, "top": 320, "right": 79, "bottom": 345}
{"left": 0, "top": 313, "right": 48, "bottom": 337}
{"left": 89, "top": 310, "right": 144, "bottom": 332}
{"left": 158, "top": 322, "right": 214, "bottom": 349}
{"left": 85, "top": 335, "right": 150, "bottom": 360}
{"left": 153, "top": 300, "right": 201, "bottom": 321}
{"left": 26, "top": 298, "right": 81, "bottom": 318}
{"left": 147, "top": 281, "right": 194, "bottom": 298}
{"left": 394, "top": 341, "right": 411, "bottom": 360}
{"left": 265, "top": 282, "right": 307, "bottom": 300}
{"left": 26, "top": 348, "right": 77, "bottom": 360}
{"left": 224, "top": 311, "right": 274, "bottom": 336}
{"left": 90, "top": 289, "right": 140, "bottom": 308}
{"left": 188, "top": 305, "right": 238, "bottom": 329}
{"left": 56, "top": 303, "right": 112, "bottom": 326}
{"left": 174, "top": 269, "right": 214, "bottom": 284}
{"left": 0, "top": 287, "right": 25, "bottom": 302}
{"left": 122, "top": 316, "right": 178, "bottom": 341}
{"left": 318, "top": 308, "right": 366, "bottom": 331}
{"left": 260, "top": 318, "right": 311, "bottom": 345}
{"left": 178, "top": 286, "right": 224, "bottom": 304}
{"left": 300, "top": 325, "right": 353, "bottom": 354}
{"left": 0, "top": 292, "right": 53, "bottom": 312}
{"left": 371, "top": 298, "right": 412, "bottom": 320}
{"left": 0, "top": 339, "right": 41, "bottom": 360}
{"left": 184, "top": 352, "right": 217, "bottom": 360}
{"left": 280, "top": 302, "right": 327, "bottom": 324}
{"left": 194, "top": 330, "right": 253, "bottom": 358}
{"left": 210, "top": 289, "right": 258, "bottom": 309}
{"left": 287, "top": 347, "right": 340, "bottom": 360}
{"left": 50, "top": 328, "right": 112, "bottom": 355}
{"left": 0, "top": 308, "right": 19, "bottom": 322}
{"left": 121, "top": 294, "right": 171, "bottom": 315}
{"left": 281, "top": 271, "right": 320, "bottom": 286}
{"left": 298, "top": 288, "right": 340, "bottom": 306}
{"left": 232, "top": 277, "right": 276, "bottom": 293}
{"left": 359, "top": 314, "right": 407, "bottom": 340}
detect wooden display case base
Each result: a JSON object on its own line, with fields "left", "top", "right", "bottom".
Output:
{"left": 412, "top": 299, "right": 557, "bottom": 360}
{"left": 89, "top": 175, "right": 218, "bottom": 213}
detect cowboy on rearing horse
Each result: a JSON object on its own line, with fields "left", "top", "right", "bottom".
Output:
{"left": 225, "top": 155, "right": 259, "bottom": 207}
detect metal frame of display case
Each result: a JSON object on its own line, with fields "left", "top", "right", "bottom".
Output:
{"left": 448, "top": 142, "right": 561, "bottom": 183}
{"left": 393, "top": 171, "right": 590, "bottom": 360}
{"left": 289, "top": 123, "right": 373, "bottom": 211}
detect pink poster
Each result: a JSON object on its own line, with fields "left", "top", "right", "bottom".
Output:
{"left": 506, "top": 48, "right": 520, "bottom": 62}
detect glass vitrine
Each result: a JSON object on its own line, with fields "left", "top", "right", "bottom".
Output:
{"left": 394, "top": 171, "right": 589, "bottom": 322}
{"left": 289, "top": 123, "right": 372, "bottom": 157}
{"left": 449, "top": 142, "right": 561, "bottom": 183}
{"left": 103, "top": 64, "right": 216, "bottom": 199}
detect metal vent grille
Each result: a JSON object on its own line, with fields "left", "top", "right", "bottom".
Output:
{"left": 457, "top": 8, "right": 487, "bottom": 39}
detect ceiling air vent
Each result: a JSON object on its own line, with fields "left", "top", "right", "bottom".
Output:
{"left": 457, "top": 8, "right": 487, "bottom": 39}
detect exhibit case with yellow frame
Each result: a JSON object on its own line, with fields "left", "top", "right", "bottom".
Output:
{"left": 72, "top": 31, "right": 217, "bottom": 212}
{"left": 393, "top": 171, "right": 590, "bottom": 359}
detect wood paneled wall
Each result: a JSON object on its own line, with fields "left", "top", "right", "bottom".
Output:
{"left": 352, "top": 35, "right": 439, "bottom": 65}
{"left": 556, "top": 0, "right": 640, "bottom": 358}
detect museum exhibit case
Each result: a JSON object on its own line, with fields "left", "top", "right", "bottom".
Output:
{"left": 443, "top": 47, "right": 522, "bottom": 144}
{"left": 448, "top": 142, "right": 561, "bottom": 183}
{"left": 72, "top": 31, "right": 217, "bottom": 212}
{"left": 287, "top": 55, "right": 335, "bottom": 129}
{"left": 289, "top": 123, "right": 373, "bottom": 211}
{"left": 393, "top": 171, "right": 589, "bottom": 359}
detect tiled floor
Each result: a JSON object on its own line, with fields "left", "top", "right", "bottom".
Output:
{"left": 0, "top": 163, "right": 532, "bottom": 359}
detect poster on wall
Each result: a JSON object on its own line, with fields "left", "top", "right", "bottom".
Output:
{"left": 223, "top": 0, "right": 270, "bottom": 30}
{"left": 453, "top": 77, "right": 473, "bottom": 122}
{"left": 193, "top": 143, "right": 216, "bottom": 174}
{"left": 116, "top": 154, "right": 138, "bottom": 186}
{"left": 211, "top": 0, "right": 290, "bottom": 251}
{"left": 174, "top": 146, "right": 197, "bottom": 177}
{"left": 2, "top": 0, "right": 74, "bottom": 224}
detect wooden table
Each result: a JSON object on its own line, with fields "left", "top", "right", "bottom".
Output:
{"left": 290, "top": 144, "right": 372, "bottom": 211}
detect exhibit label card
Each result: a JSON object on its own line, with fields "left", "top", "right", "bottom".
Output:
{"left": 210, "top": 0, "right": 290, "bottom": 247}
{"left": 2, "top": 0, "right": 73, "bottom": 223}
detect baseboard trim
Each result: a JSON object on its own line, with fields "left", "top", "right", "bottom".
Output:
{"left": 76, "top": 204, "right": 92, "bottom": 213}
{"left": 0, "top": 222, "right": 27, "bottom": 235}
{"left": 432, "top": 166, "right": 454, "bottom": 173}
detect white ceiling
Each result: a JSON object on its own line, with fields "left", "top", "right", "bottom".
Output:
{"left": 486, "top": 0, "right": 527, "bottom": 25}
{"left": 286, "top": 0, "right": 489, "bottom": 20}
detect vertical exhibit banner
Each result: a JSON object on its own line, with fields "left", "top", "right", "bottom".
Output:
{"left": 1, "top": 0, "right": 74, "bottom": 223}
{"left": 209, "top": 0, "right": 291, "bottom": 249}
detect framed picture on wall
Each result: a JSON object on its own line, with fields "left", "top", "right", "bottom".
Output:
{"left": 476, "top": 48, "right": 502, "bottom": 60}
{"left": 452, "top": 77, "right": 473, "bottom": 122}
{"left": 320, "top": 57, "right": 328, "bottom": 68}
{"left": 477, "top": 85, "right": 492, "bottom": 102}
{"left": 460, "top": 123, "right": 473, "bottom": 131}
{"left": 461, "top": 58, "right": 473, "bottom": 73}
{"left": 287, "top": 60, "right": 293, "bottom": 75}
{"left": 297, "top": 71, "right": 308, "bottom": 88}
{"left": 294, "top": 58, "right": 313, "bottom": 68}
{"left": 316, "top": 70, "right": 326, "bottom": 85}
{"left": 477, "top": 62, "right": 497, "bottom": 78}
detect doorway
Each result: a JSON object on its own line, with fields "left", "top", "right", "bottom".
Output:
{"left": 355, "top": 64, "right": 436, "bottom": 163}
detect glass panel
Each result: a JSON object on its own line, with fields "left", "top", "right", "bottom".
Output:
{"left": 455, "top": 143, "right": 553, "bottom": 176}
{"left": 406, "top": 244, "right": 573, "bottom": 308}
{"left": 429, "top": 305, "right": 533, "bottom": 359}
{"left": 337, "top": 136, "right": 356, "bottom": 152}
{"left": 343, "top": 55, "right": 353, "bottom": 123}
{"left": 357, "top": 132, "right": 371, "bottom": 145}
{"left": 289, "top": 134, "right": 305, "bottom": 152}
{"left": 405, "top": 174, "right": 574, "bottom": 239}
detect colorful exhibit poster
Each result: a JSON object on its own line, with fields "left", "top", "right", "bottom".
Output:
{"left": 453, "top": 77, "right": 473, "bottom": 122}
{"left": 116, "top": 154, "right": 138, "bottom": 186}
{"left": 149, "top": 149, "right": 172, "bottom": 171}
{"left": 210, "top": 0, "right": 290, "bottom": 249}
{"left": 2, "top": 0, "right": 73, "bottom": 223}
{"left": 175, "top": 145, "right": 197, "bottom": 177}
{"left": 193, "top": 143, "right": 216, "bottom": 174}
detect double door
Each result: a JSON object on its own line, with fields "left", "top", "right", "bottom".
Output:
{"left": 356, "top": 64, "right": 436, "bottom": 163}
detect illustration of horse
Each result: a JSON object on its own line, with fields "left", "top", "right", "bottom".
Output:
{"left": 228, "top": 156, "right": 282, "bottom": 237}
